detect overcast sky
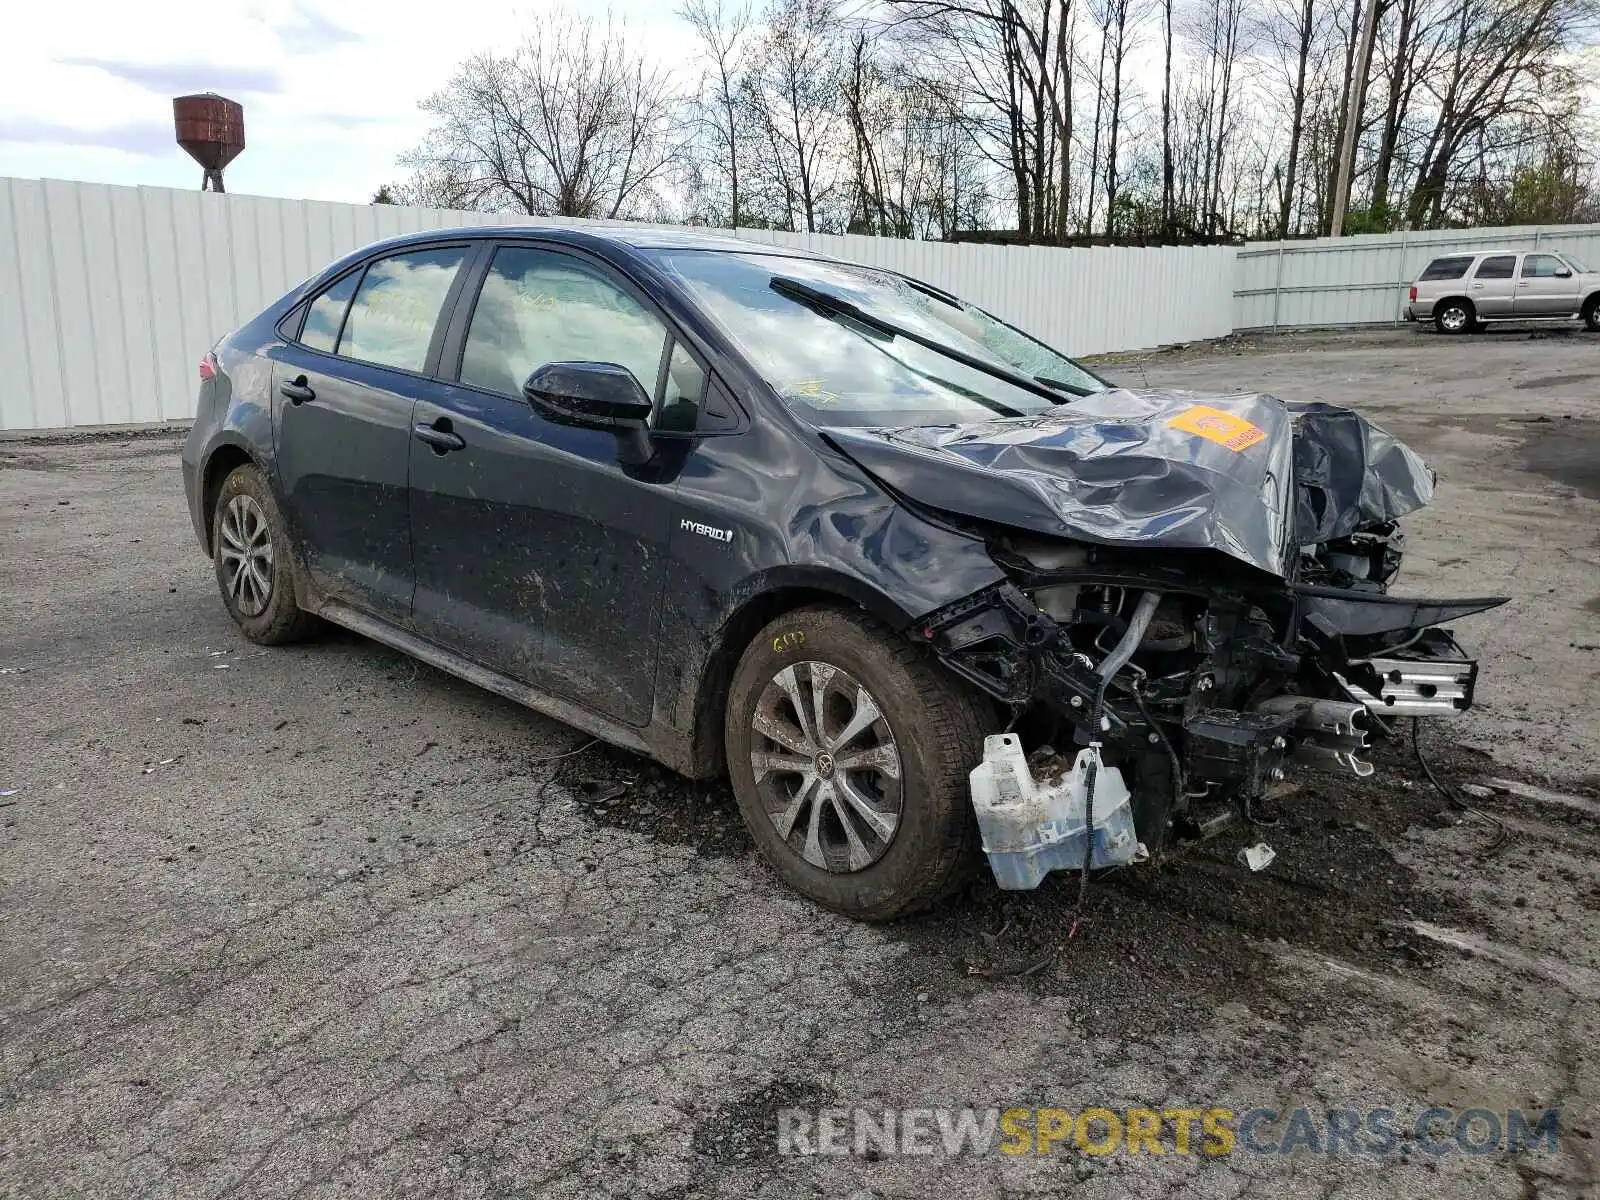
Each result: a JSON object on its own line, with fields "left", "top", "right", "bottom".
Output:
{"left": 0, "top": 0, "right": 700, "bottom": 202}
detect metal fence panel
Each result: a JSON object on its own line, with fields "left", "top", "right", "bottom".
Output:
{"left": 11, "top": 176, "right": 1596, "bottom": 432}
{"left": 0, "top": 177, "right": 1237, "bottom": 431}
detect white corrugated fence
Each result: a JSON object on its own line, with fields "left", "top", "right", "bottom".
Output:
{"left": 2, "top": 173, "right": 1597, "bottom": 432}
{"left": 0, "top": 177, "right": 1235, "bottom": 432}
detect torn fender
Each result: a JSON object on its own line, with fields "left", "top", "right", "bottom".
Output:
{"left": 823, "top": 389, "right": 1435, "bottom": 579}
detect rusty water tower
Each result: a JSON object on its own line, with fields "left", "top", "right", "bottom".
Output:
{"left": 173, "top": 94, "right": 245, "bottom": 192}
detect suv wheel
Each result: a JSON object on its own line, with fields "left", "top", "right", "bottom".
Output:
{"left": 1584, "top": 296, "right": 1600, "bottom": 333}
{"left": 212, "top": 463, "right": 317, "bottom": 645}
{"left": 724, "top": 605, "right": 992, "bottom": 920}
{"left": 1435, "top": 300, "right": 1474, "bottom": 335}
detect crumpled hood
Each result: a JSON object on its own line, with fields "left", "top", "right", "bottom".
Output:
{"left": 822, "top": 389, "right": 1434, "bottom": 578}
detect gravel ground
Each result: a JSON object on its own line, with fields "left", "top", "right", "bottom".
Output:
{"left": 2, "top": 325, "right": 1598, "bottom": 1198}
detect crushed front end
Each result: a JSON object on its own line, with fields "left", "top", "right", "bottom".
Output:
{"left": 840, "top": 390, "right": 1509, "bottom": 885}
{"left": 923, "top": 543, "right": 1502, "bottom": 875}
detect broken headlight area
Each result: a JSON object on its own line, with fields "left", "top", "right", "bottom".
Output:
{"left": 919, "top": 542, "right": 1507, "bottom": 889}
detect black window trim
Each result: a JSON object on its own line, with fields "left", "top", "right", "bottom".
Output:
{"left": 277, "top": 239, "right": 487, "bottom": 383}
{"left": 437, "top": 237, "right": 745, "bottom": 437}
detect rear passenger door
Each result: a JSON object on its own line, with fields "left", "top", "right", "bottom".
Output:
{"left": 1469, "top": 254, "right": 1518, "bottom": 317}
{"left": 271, "top": 244, "right": 474, "bottom": 624}
{"left": 408, "top": 242, "right": 707, "bottom": 726}
{"left": 1515, "top": 253, "right": 1581, "bottom": 316}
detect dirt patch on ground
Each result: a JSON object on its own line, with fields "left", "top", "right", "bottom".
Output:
{"left": 1516, "top": 418, "right": 1600, "bottom": 501}
{"left": 560, "top": 744, "right": 754, "bottom": 860}
{"left": 879, "top": 734, "right": 1545, "bottom": 1033}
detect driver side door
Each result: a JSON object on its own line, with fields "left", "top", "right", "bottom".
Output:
{"left": 1515, "top": 253, "right": 1581, "bottom": 316}
{"left": 409, "top": 242, "right": 704, "bottom": 726}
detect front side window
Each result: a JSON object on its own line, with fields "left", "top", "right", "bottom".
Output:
{"left": 1418, "top": 256, "right": 1472, "bottom": 281}
{"left": 338, "top": 247, "right": 469, "bottom": 372}
{"left": 650, "top": 250, "right": 1103, "bottom": 428}
{"left": 460, "top": 247, "right": 669, "bottom": 404}
{"left": 1474, "top": 255, "right": 1516, "bottom": 280}
{"left": 1521, "top": 254, "right": 1568, "bottom": 278}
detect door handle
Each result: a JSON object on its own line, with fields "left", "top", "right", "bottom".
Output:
{"left": 279, "top": 377, "right": 315, "bottom": 404}
{"left": 413, "top": 418, "right": 466, "bottom": 454}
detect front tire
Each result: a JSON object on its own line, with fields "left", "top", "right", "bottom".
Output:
{"left": 724, "top": 605, "right": 992, "bottom": 921}
{"left": 211, "top": 464, "right": 317, "bottom": 645}
{"left": 1584, "top": 296, "right": 1600, "bottom": 333}
{"left": 1435, "top": 300, "right": 1474, "bottom": 335}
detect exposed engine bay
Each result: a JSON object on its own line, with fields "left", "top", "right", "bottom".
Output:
{"left": 924, "top": 541, "right": 1499, "bottom": 868}
{"left": 830, "top": 389, "right": 1510, "bottom": 885}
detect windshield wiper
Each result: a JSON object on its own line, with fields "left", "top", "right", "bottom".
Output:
{"left": 769, "top": 276, "right": 1082, "bottom": 407}
{"left": 1034, "top": 375, "right": 1084, "bottom": 395}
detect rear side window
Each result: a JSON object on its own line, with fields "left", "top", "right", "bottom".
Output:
{"left": 1474, "top": 255, "right": 1516, "bottom": 280}
{"left": 1418, "top": 256, "right": 1472, "bottom": 281}
{"left": 300, "top": 271, "right": 359, "bottom": 352}
{"left": 1522, "top": 254, "right": 1568, "bottom": 278}
{"left": 338, "top": 247, "right": 470, "bottom": 372}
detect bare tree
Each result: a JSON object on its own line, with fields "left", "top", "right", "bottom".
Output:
{"left": 886, "top": 1, "right": 1077, "bottom": 241}
{"left": 1160, "top": 0, "right": 1176, "bottom": 230}
{"left": 680, "top": 0, "right": 756, "bottom": 227}
{"left": 1402, "top": 0, "right": 1590, "bottom": 227}
{"left": 391, "top": 0, "right": 1600, "bottom": 240}
{"left": 1258, "top": 0, "right": 1329, "bottom": 236}
{"left": 384, "top": 163, "right": 481, "bottom": 210}
{"left": 743, "top": 0, "right": 844, "bottom": 232}
{"left": 1100, "top": 0, "right": 1136, "bottom": 235}
{"left": 403, "top": 12, "right": 682, "bottom": 219}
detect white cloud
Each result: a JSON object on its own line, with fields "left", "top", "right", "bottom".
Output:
{"left": 0, "top": 0, "right": 700, "bottom": 202}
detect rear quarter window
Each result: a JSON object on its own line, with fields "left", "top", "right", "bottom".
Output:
{"left": 1418, "top": 257, "right": 1473, "bottom": 281}
{"left": 300, "top": 271, "right": 360, "bottom": 352}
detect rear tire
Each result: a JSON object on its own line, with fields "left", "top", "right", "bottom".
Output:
{"left": 211, "top": 464, "right": 317, "bottom": 645}
{"left": 1435, "top": 299, "right": 1474, "bottom": 335}
{"left": 724, "top": 605, "right": 992, "bottom": 921}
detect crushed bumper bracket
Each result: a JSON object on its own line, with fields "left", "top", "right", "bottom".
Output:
{"left": 1339, "top": 628, "right": 1477, "bottom": 716}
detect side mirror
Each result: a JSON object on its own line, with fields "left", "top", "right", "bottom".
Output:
{"left": 522, "top": 362, "right": 654, "bottom": 430}
{"left": 1556, "top": 268, "right": 1573, "bottom": 278}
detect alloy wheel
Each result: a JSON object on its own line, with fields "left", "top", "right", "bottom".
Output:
{"left": 1440, "top": 305, "right": 1468, "bottom": 332}
{"left": 218, "top": 494, "right": 274, "bottom": 617}
{"left": 749, "top": 661, "right": 904, "bottom": 873}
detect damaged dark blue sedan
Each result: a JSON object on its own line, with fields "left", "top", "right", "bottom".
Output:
{"left": 181, "top": 227, "right": 1506, "bottom": 919}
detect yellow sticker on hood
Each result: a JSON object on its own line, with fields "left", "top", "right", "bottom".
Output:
{"left": 1169, "top": 404, "right": 1266, "bottom": 452}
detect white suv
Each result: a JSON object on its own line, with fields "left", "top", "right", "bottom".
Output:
{"left": 1406, "top": 249, "right": 1600, "bottom": 334}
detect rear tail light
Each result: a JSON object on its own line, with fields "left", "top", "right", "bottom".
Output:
{"left": 198, "top": 352, "right": 217, "bottom": 382}
{"left": 1408, "top": 285, "right": 1418, "bottom": 302}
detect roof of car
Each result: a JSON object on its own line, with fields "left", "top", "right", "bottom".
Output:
{"left": 1426, "top": 248, "right": 1555, "bottom": 259}
{"left": 363, "top": 222, "right": 821, "bottom": 259}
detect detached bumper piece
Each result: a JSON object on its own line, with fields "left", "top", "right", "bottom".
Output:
{"left": 1339, "top": 628, "right": 1477, "bottom": 716}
